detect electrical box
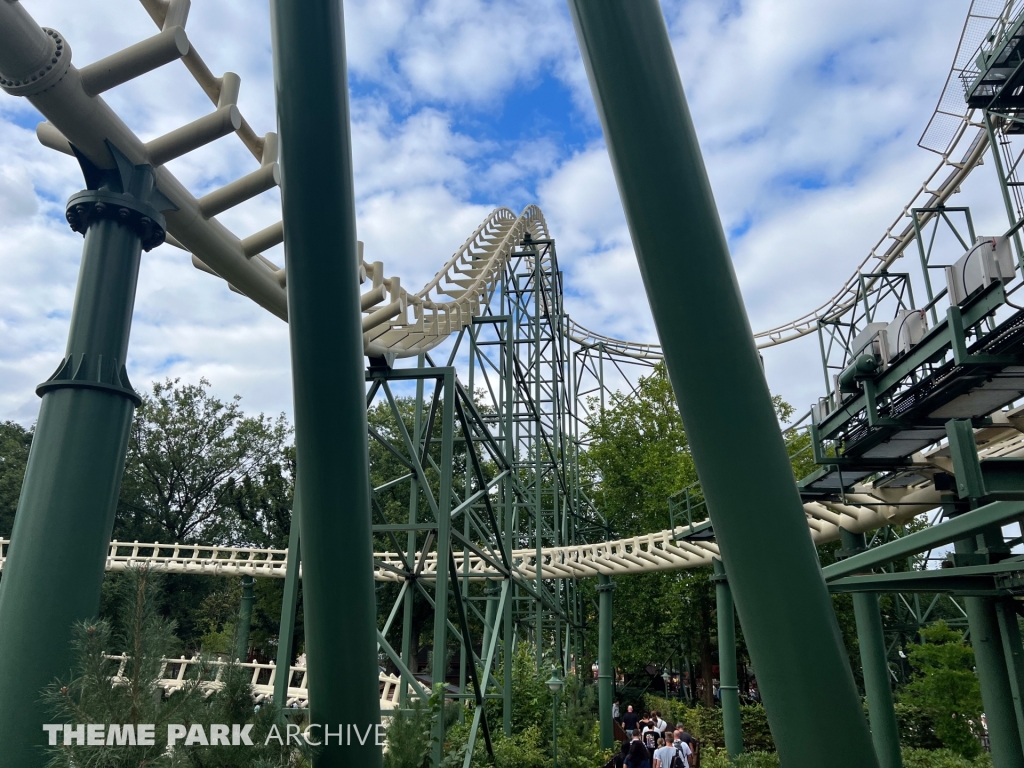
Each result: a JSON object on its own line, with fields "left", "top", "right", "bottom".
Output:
{"left": 945, "top": 236, "right": 1015, "bottom": 305}
{"left": 883, "top": 309, "right": 928, "bottom": 360}
{"left": 849, "top": 322, "right": 888, "bottom": 360}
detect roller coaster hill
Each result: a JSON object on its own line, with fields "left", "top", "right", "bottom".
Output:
{"left": 3, "top": 0, "right": 1024, "bottom": 767}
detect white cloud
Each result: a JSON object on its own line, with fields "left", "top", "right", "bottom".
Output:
{"left": 0, "top": 0, "right": 1009, "bottom": 432}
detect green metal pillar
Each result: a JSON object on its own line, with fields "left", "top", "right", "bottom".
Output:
{"left": 0, "top": 145, "right": 167, "bottom": 765}
{"left": 955, "top": 536, "right": 1024, "bottom": 766}
{"left": 839, "top": 530, "right": 902, "bottom": 768}
{"left": 597, "top": 574, "right": 615, "bottom": 750}
{"left": 713, "top": 559, "right": 743, "bottom": 759}
{"left": 483, "top": 580, "right": 499, "bottom": 661}
{"left": 234, "top": 576, "right": 256, "bottom": 662}
{"left": 430, "top": 370, "right": 456, "bottom": 766}
{"left": 268, "top": 0, "right": 381, "bottom": 764}
{"left": 503, "top": 315, "right": 515, "bottom": 737}
{"left": 273, "top": 501, "right": 301, "bottom": 711}
{"left": 566, "top": 4, "right": 877, "bottom": 764}
{"left": 995, "top": 598, "right": 1024, "bottom": 746}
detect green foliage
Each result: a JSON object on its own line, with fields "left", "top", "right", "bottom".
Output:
{"left": 899, "top": 621, "right": 984, "bottom": 758}
{"left": 383, "top": 685, "right": 447, "bottom": 768}
{"left": 700, "top": 747, "right": 993, "bottom": 768}
{"left": 0, "top": 419, "right": 31, "bottom": 538}
{"left": 490, "top": 725, "right": 550, "bottom": 768}
{"left": 423, "top": 644, "right": 609, "bottom": 768}
{"left": 900, "top": 748, "right": 993, "bottom": 768}
{"left": 894, "top": 702, "right": 942, "bottom": 750}
{"left": 645, "top": 695, "right": 774, "bottom": 752}
{"left": 116, "top": 378, "right": 292, "bottom": 546}
{"left": 700, "top": 747, "right": 780, "bottom": 768}
{"left": 43, "top": 567, "right": 304, "bottom": 767}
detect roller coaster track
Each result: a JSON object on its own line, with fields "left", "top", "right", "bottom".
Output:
{"left": 9, "top": 405, "right": 1024, "bottom": 581}
{"left": 0, "top": 0, "right": 1019, "bottom": 591}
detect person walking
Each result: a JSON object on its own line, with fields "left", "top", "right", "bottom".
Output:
{"left": 622, "top": 704, "right": 639, "bottom": 737}
{"left": 603, "top": 740, "right": 630, "bottom": 768}
{"left": 613, "top": 701, "right": 621, "bottom": 722}
{"left": 653, "top": 738, "right": 677, "bottom": 768}
{"left": 625, "top": 735, "right": 651, "bottom": 768}
{"left": 654, "top": 711, "right": 668, "bottom": 735}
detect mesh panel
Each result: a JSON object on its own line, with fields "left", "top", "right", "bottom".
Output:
{"left": 919, "top": 0, "right": 1020, "bottom": 154}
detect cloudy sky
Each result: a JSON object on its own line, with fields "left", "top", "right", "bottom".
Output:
{"left": 0, "top": 0, "right": 1007, "bottom": 425}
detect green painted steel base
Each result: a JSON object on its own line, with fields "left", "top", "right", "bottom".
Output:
{"left": 840, "top": 531, "right": 902, "bottom": 768}
{"left": 269, "top": 0, "right": 382, "bottom": 764}
{"left": 566, "top": 2, "right": 877, "bottom": 764}
{"left": 597, "top": 575, "right": 615, "bottom": 750}
{"left": 713, "top": 559, "right": 743, "bottom": 758}
{"left": 0, "top": 153, "right": 162, "bottom": 765}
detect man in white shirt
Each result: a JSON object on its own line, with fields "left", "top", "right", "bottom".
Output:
{"left": 671, "top": 733, "right": 693, "bottom": 768}
{"left": 653, "top": 738, "right": 678, "bottom": 768}
{"left": 654, "top": 711, "right": 668, "bottom": 734}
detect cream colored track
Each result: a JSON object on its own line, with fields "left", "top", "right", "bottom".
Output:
{"left": 5, "top": 411, "right": 1019, "bottom": 581}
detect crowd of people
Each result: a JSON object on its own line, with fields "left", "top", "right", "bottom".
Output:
{"left": 604, "top": 705, "right": 698, "bottom": 768}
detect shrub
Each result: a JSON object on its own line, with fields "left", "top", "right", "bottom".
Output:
{"left": 644, "top": 695, "right": 774, "bottom": 752}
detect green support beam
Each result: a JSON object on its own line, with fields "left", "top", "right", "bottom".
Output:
{"left": 0, "top": 145, "right": 168, "bottom": 766}
{"left": 955, "top": 539, "right": 1024, "bottom": 767}
{"left": 268, "top": 0, "right": 381, "bottom": 764}
{"left": 995, "top": 598, "right": 1024, "bottom": 747}
{"left": 712, "top": 559, "right": 743, "bottom": 759}
{"left": 566, "top": 3, "right": 877, "bottom": 764}
{"left": 839, "top": 531, "right": 902, "bottom": 768}
{"left": 823, "top": 500, "right": 1024, "bottom": 582}
{"left": 597, "top": 574, "right": 615, "bottom": 750}
{"left": 235, "top": 575, "right": 256, "bottom": 663}
{"left": 273, "top": 501, "right": 301, "bottom": 712}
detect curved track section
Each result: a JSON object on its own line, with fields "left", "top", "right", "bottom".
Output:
{"left": 10, "top": 408, "right": 1021, "bottom": 582}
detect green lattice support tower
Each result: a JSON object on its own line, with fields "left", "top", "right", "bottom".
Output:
{"left": 0, "top": 141, "right": 171, "bottom": 765}
{"left": 566, "top": 2, "right": 878, "bottom": 764}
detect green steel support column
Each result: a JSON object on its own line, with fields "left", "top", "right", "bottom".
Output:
{"left": 995, "top": 599, "right": 1024, "bottom": 745}
{"left": 274, "top": 501, "right": 302, "bottom": 711}
{"left": 483, "top": 580, "right": 499, "bottom": 661}
{"left": 983, "top": 112, "right": 1024, "bottom": 269}
{"left": 268, "top": 1, "right": 381, "bottom": 764}
{"left": 401, "top": 359, "right": 425, "bottom": 709}
{"left": 431, "top": 371, "right": 456, "bottom": 766}
{"left": 954, "top": 536, "right": 1024, "bottom": 767}
{"left": 0, "top": 146, "right": 165, "bottom": 766}
{"left": 597, "top": 575, "right": 615, "bottom": 750}
{"left": 566, "top": 4, "right": 877, "bottom": 764}
{"left": 713, "top": 559, "right": 743, "bottom": 759}
{"left": 234, "top": 575, "right": 256, "bottom": 662}
{"left": 503, "top": 315, "right": 515, "bottom": 737}
{"left": 839, "top": 530, "right": 902, "bottom": 768}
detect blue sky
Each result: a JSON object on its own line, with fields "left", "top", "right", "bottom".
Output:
{"left": 0, "top": 0, "right": 1005, "bottom": 424}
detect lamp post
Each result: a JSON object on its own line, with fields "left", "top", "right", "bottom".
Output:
{"left": 546, "top": 669, "right": 564, "bottom": 768}
{"left": 662, "top": 669, "right": 671, "bottom": 698}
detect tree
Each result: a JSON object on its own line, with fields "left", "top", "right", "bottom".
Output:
{"left": 115, "top": 378, "right": 292, "bottom": 546}
{"left": 0, "top": 420, "right": 32, "bottom": 539}
{"left": 44, "top": 567, "right": 302, "bottom": 767}
{"left": 899, "top": 621, "right": 984, "bottom": 758}
{"left": 581, "top": 363, "right": 806, "bottom": 705}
